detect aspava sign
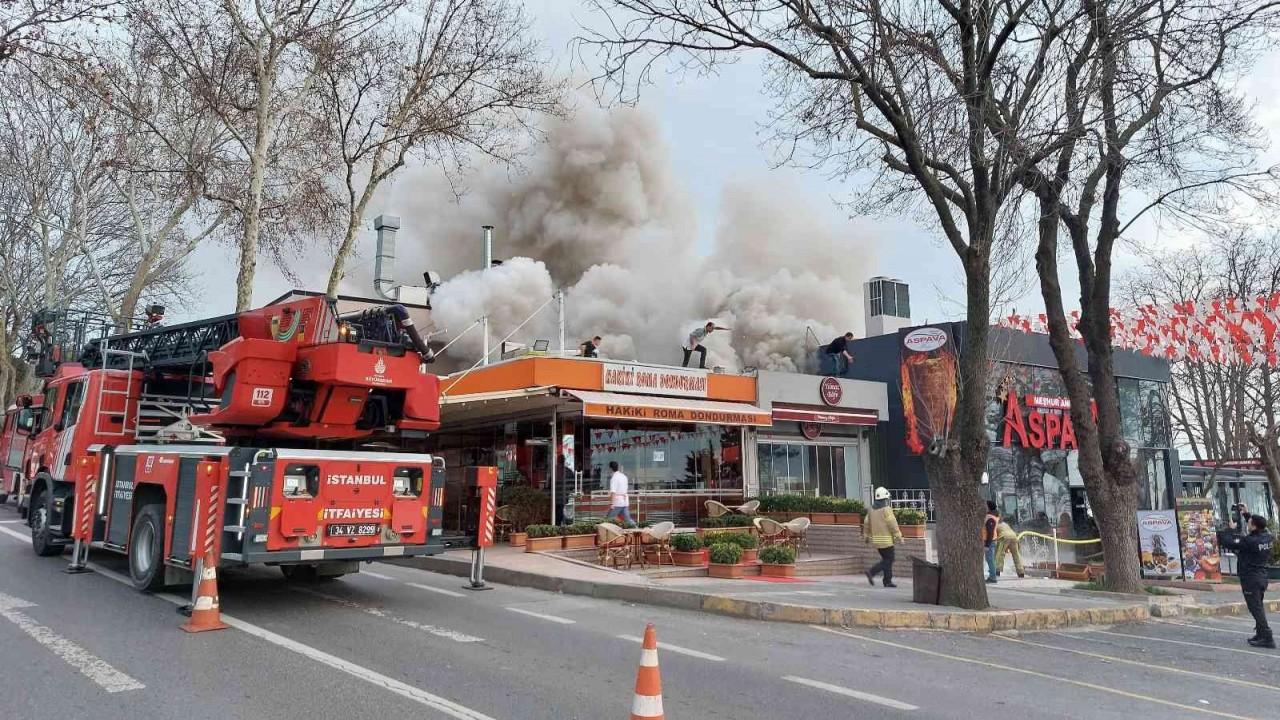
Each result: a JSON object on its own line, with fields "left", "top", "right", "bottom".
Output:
{"left": 602, "top": 363, "right": 708, "bottom": 398}
{"left": 1001, "top": 393, "right": 1097, "bottom": 450}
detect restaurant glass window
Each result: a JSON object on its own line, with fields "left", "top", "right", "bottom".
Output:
{"left": 584, "top": 421, "right": 743, "bottom": 492}
{"left": 756, "top": 441, "right": 856, "bottom": 498}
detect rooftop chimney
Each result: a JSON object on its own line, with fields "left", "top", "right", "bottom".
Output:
{"left": 373, "top": 214, "right": 400, "bottom": 301}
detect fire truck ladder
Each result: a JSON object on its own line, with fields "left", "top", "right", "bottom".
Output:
{"left": 93, "top": 348, "right": 145, "bottom": 437}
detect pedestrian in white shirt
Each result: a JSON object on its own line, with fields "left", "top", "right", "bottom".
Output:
{"left": 605, "top": 461, "right": 634, "bottom": 525}
{"left": 681, "top": 321, "right": 727, "bottom": 368}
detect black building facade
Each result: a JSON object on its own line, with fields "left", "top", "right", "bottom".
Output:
{"left": 844, "top": 322, "right": 1175, "bottom": 539}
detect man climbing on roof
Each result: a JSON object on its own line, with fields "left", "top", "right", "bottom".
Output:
{"left": 579, "top": 336, "right": 601, "bottom": 358}
{"left": 681, "top": 321, "right": 727, "bottom": 369}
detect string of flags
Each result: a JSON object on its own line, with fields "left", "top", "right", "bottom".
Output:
{"left": 999, "top": 293, "right": 1280, "bottom": 367}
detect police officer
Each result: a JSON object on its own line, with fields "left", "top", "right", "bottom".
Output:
{"left": 1218, "top": 505, "right": 1275, "bottom": 649}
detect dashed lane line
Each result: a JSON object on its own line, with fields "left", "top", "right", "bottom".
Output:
{"left": 406, "top": 582, "right": 466, "bottom": 599}
{"left": 80, "top": 563, "right": 498, "bottom": 720}
{"left": 810, "top": 625, "right": 1257, "bottom": 720}
{"left": 0, "top": 591, "right": 145, "bottom": 693}
{"left": 0, "top": 519, "right": 21, "bottom": 523}
{"left": 292, "top": 587, "right": 484, "bottom": 643}
{"left": 1156, "top": 618, "right": 1255, "bottom": 636}
{"left": 360, "top": 571, "right": 395, "bottom": 581}
{"left": 1075, "top": 629, "right": 1280, "bottom": 659}
{"left": 783, "top": 676, "right": 918, "bottom": 711}
{"left": 0, "top": 525, "right": 28, "bottom": 542}
{"left": 991, "top": 633, "right": 1280, "bottom": 693}
{"left": 506, "top": 607, "right": 576, "bottom": 625}
{"left": 617, "top": 634, "right": 726, "bottom": 662}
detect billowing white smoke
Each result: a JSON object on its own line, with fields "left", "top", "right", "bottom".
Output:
{"left": 351, "top": 105, "right": 875, "bottom": 373}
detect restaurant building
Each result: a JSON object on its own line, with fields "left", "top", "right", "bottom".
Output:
{"left": 427, "top": 357, "right": 888, "bottom": 528}
{"left": 844, "top": 320, "right": 1176, "bottom": 538}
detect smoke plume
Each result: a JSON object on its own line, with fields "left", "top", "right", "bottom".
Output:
{"left": 346, "top": 105, "right": 876, "bottom": 373}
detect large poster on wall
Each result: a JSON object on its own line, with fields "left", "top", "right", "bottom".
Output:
{"left": 900, "top": 325, "right": 959, "bottom": 455}
{"left": 1136, "top": 510, "right": 1182, "bottom": 579}
{"left": 1176, "top": 497, "right": 1222, "bottom": 581}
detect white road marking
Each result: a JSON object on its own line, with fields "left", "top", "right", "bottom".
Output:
{"left": 406, "top": 582, "right": 466, "bottom": 598}
{"left": 0, "top": 525, "right": 28, "bottom": 542}
{"left": 1083, "top": 629, "right": 1280, "bottom": 659}
{"left": 0, "top": 519, "right": 22, "bottom": 523}
{"left": 82, "top": 564, "right": 496, "bottom": 720}
{"left": 361, "top": 571, "right": 395, "bottom": 581}
{"left": 293, "top": 587, "right": 483, "bottom": 643}
{"left": 617, "top": 634, "right": 725, "bottom": 661}
{"left": 506, "top": 607, "right": 576, "bottom": 625}
{"left": 783, "top": 676, "right": 918, "bottom": 711}
{"left": 0, "top": 591, "right": 144, "bottom": 693}
{"left": 1157, "top": 619, "right": 1255, "bottom": 636}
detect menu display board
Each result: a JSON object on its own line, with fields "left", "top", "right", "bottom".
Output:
{"left": 1176, "top": 498, "right": 1222, "bottom": 581}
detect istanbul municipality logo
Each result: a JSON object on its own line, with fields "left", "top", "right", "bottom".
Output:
{"left": 374, "top": 356, "right": 386, "bottom": 375}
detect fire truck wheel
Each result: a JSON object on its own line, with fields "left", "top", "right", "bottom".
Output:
{"left": 30, "top": 485, "right": 62, "bottom": 557}
{"left": 128, "top": 504, "right": 167, "bottom": 591}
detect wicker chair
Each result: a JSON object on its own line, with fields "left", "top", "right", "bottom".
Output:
{"left": 753, "top": 516, "right": 788, "bottom": 548}
{"left": 640, "top": 521, "right": 676, "bottom": 566}
{"left": 734, "top": 500, "right": 761, "bottom": 516}
{"left": 704, "top": 500, "right": 733, "bottom": 518}
{"left": 596, "top": 522, "right": 634, "bottom": 569}
{"left": 783, "top": 516, "right": 812, "bottom": 557}
{"left": 494, "top": 505, "right": 514, "bottom": 541}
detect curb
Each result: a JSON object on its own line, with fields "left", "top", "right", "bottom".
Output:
{"left": 1150, "top": 598, "right": 1280, "bottom": 619}
{"left": 385, "top": 556, "right": 1153, "bottom": 633}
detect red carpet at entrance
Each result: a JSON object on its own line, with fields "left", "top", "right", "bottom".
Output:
{"left": 740, "top": 575, "right": 814, "bottom": 584}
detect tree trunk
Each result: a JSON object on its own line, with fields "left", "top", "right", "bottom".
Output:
{"left": 237, "top": 62, "right": 278, "bottom": 312}
{"left": 925, "top": 246, "right": 993, "bottom": 610}
{"left": 326, "top": 184, "right": 375, "bottom": 298}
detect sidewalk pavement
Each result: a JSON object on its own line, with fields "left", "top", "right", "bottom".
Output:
{"left": 386, "top": 546, "right": 1277, "bottom": 633}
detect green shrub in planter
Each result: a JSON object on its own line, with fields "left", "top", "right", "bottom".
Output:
{"left": 704, "top": 532, "right": 757, "bottom": 550}
{"left": 759, "top": 545, "right": 796, "bottom": 565}
{"left": 708, "top": 543, "right": 743, "bottom": 565}
{"left": 525, "top": 524, "right": 560, "bottom": 538}
{"left": 832, "top": 498, "right": 867, "bottom": 515}
{"left": 564, "top": 522, "right": 598, "bottom": 536}
{"left": 671, "top": 533, "right": 702, "bottom": 552}
{"left": 893, "top": 508, "right": 926, "bottom": 525}
{"left": 699, "top": 516, "right": 726, "bottom": 528}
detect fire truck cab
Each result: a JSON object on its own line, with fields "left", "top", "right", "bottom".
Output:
{"left": 8, "top": 293, "right": 449, "bottom": 589}
{"left": 0, "top": 396, "right": 40, "bottom": 505}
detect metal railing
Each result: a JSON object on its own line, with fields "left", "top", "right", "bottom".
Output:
{"left": 888, "top": 488, "right": 935, "bottom": 523}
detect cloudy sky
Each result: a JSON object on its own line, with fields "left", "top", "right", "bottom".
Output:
{"left": 186, "top": 2, "right": 1280, "bottom": 334}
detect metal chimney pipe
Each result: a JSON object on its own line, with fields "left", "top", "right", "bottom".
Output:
{"left": 482, "top": 225, "right": 494, "bottom": 270}
{"left": 373, "top": 214, "right": 400, "bottom": 300}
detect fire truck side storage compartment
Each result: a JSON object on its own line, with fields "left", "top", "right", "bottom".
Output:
{"left": 167, "top": 457, "right": 200, "bottom": 562}
{"left": 106, "top": 455, "right": 136, "bottom": 547}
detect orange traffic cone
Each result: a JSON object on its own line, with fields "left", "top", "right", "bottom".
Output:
{"left": 630, "top": 623, "right": 664, "bottom": 720}
{"left": 181, "top": 553, "right": 228, "bottom": 633}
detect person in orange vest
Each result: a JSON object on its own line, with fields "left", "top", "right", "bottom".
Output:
{"left": 994, "top": 517, "right": 1025, "bottom": 578}
{"left": 984, "top": 501, "right": 1000, "bottom": 584}
{"left": 863, "top": 487, "right": 904, "bottom": 588}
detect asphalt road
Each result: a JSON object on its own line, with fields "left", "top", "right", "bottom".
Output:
{"left": 2, "top": 503, "right": 1278, "bottom": 720}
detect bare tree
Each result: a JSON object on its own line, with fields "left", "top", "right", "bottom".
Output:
{"left": 0, "top": 0, "right": 116, "bottom": 63}
{"left": 578, "top": 0, "right": 1096, "bottom": 609}
{"left": 131, "top": 0, "right": 400, "bottom": 311}
{"left": 1014, "top": 0, "right": 1280, "bottom": 591}
{"left": 318, "top": 0, "right": 562, "bottom": 298}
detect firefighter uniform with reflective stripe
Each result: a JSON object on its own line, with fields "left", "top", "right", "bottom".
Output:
{"left": 994, "top": 520, "right": 1024, "bottom": 578}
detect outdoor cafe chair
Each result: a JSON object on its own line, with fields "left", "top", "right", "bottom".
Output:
{"left": 640, "top": 521, "right": 676, "bottom": 566}
{"left": 753, "top": 516, "right": 788, "bottom": 547}
{"left": 783, "top": 516, "right": 812, "bottom": 557}
{"left": 494, "top": 505, "right": 514, "bottom": 541}
{"left": 734, "top": 500, "right": 761, "bottom": 516}
{"left": 596, "top": 522, "right": 634, "bottom": 569}
{"left": 704, "top": 500, "right": 732, "bottom": 518}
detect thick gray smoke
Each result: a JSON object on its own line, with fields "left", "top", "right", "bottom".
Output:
{"left": 344, "top": 106, "right": 875, "bottom": 373}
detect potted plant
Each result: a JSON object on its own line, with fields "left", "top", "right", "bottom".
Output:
{"left": 561, "top": 522, "right": 598, "bottom": 550}
{"left": 833, "top": 499, "right": 865, "bottom": 525}
{"left": 508, "top": 529, "right": 528, "bottom": 548}
{"left": 759, "top": 545, "right": 797, "bottom": 577}
{"left": 707, "top": 531, "right": 759, "bottom": 563}
{"left": 894, "top": 508, "right": 927, "bottom": 538}
{"left": 670, "top": 533, "right": 705, "bottom": 566}
{"left": 808, "top": 497, "right": 838, "bottom": 525}
{"left": 524, "top": 524, "right": 562, "bottom": 552}
{"left": 707, "top": 542, "right": 745, "bottom": 579}
{"left": 760, "top": 494, "right": 800, "bottom": 521}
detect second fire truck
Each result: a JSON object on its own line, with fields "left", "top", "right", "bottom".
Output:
{"left": 3, "top": 293, "right": 449, "bottom": 588}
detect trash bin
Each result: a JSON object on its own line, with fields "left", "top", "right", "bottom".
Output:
{"left": 912, "top": 556, "right": 942, "bottom": 605}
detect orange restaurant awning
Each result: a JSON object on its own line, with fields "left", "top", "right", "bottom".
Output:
{"left": 564, "top": 390, "right": 773, "bottom": 427}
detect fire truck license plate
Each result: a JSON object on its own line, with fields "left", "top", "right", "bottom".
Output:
{"left": 327, "top": 523, "right": 381, "bottom": 537}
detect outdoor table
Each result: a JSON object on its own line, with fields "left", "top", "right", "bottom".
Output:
{"left": 621, "top": 528, "right": 649, "bottom": 569}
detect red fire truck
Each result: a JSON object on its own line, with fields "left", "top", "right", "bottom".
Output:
{"left": 2, "top": 293, "right": 450, "bottom": 588}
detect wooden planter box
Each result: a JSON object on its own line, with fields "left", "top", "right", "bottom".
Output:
{"left": 761, "top": 563, "right": 796, "bottom": 578}
{"left": 1055, "top": 563, "right": 1092, "bottom": 581}
{"left": 672, "top": 550, "right": 705, "bottom": 566}
{"left": 834, "top": 513, "right": 862, "bottom": 525}
{"left": 740, "top": 548, "right": 758, "bottom": 564}
{"left": 508, "top": 532, "right": 527, "bottom": 548}
{"left": 525, "top": 536, "right": 562, "bottom": 552}
{"left": 561, "top": 534, "right": 596, "bottom": 550}
{"left": 900, "top": 525, "right": 926, "bottom": 539}
{"left": 707, "top": 563, "right": 746, "bottom": 579}
{"left": 808, "top": 512, "right": 837, "bottom": 525}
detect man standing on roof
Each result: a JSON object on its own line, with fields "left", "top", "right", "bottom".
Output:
{"left": 824, "top": 332, "right": 855, "bottom": 375}
{"left": 579, "top": 336, "right": 601, "bottom": 358}
{"left": 681, "top": 321, "right": 726, "bottom": 369}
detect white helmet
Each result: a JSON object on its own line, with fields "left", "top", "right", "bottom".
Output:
{"left": 874, "top": 487, "right": 890, "bottom": 501}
